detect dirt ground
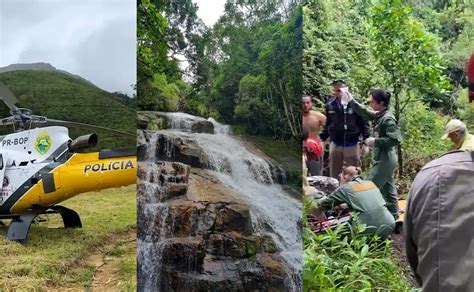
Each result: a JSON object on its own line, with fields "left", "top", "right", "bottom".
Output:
{"left": 391, "top": 232, "right": 418, "bottom": 288}
{"left": 87, "top": 230, "right": 136, "bottom": 291}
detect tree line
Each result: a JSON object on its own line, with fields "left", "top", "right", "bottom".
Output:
{"left": 137, "top": 0, "right": 302, "bottom": 140}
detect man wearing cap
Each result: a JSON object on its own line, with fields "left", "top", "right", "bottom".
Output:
{"left": 442, "top": 119, "right": 474, "bottom": 151}
{"left": 303, "top": 95, "right": 326, "bottom": 175}
{"left": 320, "top": 80, "right": 370, "bottom": 179}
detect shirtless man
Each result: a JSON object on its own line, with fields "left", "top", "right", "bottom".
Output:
{"left": 302, "top": 95, "right": 326, "bottom": 175}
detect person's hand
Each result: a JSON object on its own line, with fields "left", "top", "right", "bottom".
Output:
{"left": 334, "top": 203, "right": 349, "bottom": 213}
{"left": 323, "top": 139, "right": 330, "bottom": 149}
{"left": 341, "top": 87, "right": 353, "bottom": 105}
{"left": 360, "top": 144, "right": 370, "bottom": 157}
{"left": 364, "top": 137, "right": 375, "bottom": 147}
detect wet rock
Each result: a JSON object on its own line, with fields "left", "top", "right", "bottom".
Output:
{"left": 161, "top": 237, "right": 206, "bottom": 272}
{"left": 138, "top": 111, "right": 165, "bottom": 131}
{"left": 137, "top": 131, "right": 210, "bottom": 168}
{"left": 167, "top": 201, "right": 253, "bottom": 237}
{"left": 137, "top": 130, "right": 146, "bottom": 146}
{"left": 170, "top": 201, "right": 215, "bottom": 237}
{"left": 137, "top": 161, "right": 190, "bottom": 203}
{"left": 160, "top": 254, "right": 290, "bottom": 291}
{"left": 162, "top": 183, "right": 188, "bottom": 200}
{"left": 215, "top": 204, "right": 252, "bottom": 235}
{"left": 261, "top": 234, "right": 278, "bottom": 253}
{"left": 308, "top": 175, "right": 339, "bottom": 194}
{"left": 244, "top": 254, "right": 289, "bottom": 290}
{"left": 270, "top": 163, "right": 287, "bottom": 184}
{"left": 206, "top": 232, "right": 246, "bottom": 258}
{"left": 191, "top": 120, "right": 214, "bottom": 134}
{"left": 205, "top": 232, "right": 273, "bottom": 258}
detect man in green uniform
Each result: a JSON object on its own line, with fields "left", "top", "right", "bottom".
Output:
{"left": 317, "top": 166, "right": 395, "bottom": 239}
{"left": 348, "top": 89, "right": 402, "bottom": 221}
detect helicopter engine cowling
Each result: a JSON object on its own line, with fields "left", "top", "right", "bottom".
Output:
{"left": 69, "top": 134, "right": 98, "bottom": 151}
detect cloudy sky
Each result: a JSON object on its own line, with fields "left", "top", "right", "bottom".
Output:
{"left": 177, "top": 0, "right": 225, "bottom": 73}
{"left": 194, "top": 0, "right": 226, "bottom": 27}
{"left": 0, "top": 0, "right": 136, "bottom": 95}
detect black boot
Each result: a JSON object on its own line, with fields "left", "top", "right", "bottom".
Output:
{"left": 394, "top": 221, "right": 403, "bottom": 234}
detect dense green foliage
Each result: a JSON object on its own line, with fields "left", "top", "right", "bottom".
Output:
{"left": 0, "top": 70, "right": 135, "bottom": 149}
{"left": 138, "top": 0, "right": 302, "bottom": 140}
{"left": 303, "top": 198, "right": 411, "bottom": 291}
{"left": 137, "top": 0, "right": 198, "bottom": 112}
{"left": 303, "top": 0, "right": 473, "bottom": 178}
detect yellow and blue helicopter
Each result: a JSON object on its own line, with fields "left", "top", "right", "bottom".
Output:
{"left": 0, "top": 82, "right": 136, "bottom": 242}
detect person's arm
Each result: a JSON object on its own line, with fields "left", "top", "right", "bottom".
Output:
{"left": 351, "top": 100, "right": 377, "bottom": 121}
{"left": 316, "top": 187, "right": 347, "bottom": 210}
{"left": 374, "top": 117, "right": 402, "bottom": 148}
{"left": 360, "top": 115, "right": 370, "bottom": 141}
{"left": 319, "top": 111, "right": 327, "bottom": 129}
{"left": 319, "top": 104, "right": 330, "bottom": 141}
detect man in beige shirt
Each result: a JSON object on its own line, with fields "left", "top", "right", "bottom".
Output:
{"left": 441, "top": 119, "right": 474, "bottom": 151}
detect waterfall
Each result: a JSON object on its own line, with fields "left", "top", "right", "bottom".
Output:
{"left": 137, "top": 162, "right": 175, "bottom": 291}
{"left": 138, "top": 112, "right": 302, "bottom": 291}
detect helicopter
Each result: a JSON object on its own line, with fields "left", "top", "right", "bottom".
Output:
{"left": 0, "top": 81, "right": 136, "bottom": 243}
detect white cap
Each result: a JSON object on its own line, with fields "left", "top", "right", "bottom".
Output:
{"left": 441, "top": 119, "right": 466, "bottom": 139}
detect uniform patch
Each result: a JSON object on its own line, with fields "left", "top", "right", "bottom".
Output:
{"left": 351, "top": 181, "right": 377, "bottom": 192}
{"left": 35, "top": 131, "right": 52, "bottom": 155}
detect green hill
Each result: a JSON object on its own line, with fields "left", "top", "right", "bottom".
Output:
{"left": 0, "top": 62, "right": 96, "bottom": 88}
{"left": 0, "top": 70, "right": 135, "bottom": 149}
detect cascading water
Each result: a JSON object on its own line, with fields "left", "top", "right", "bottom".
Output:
{"left": 157, "top": 112, "right": 302, "bottom": 289}
{"left": 137, "top": 161, "right": 175, "bottom": 292}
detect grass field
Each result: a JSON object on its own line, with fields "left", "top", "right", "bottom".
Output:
{"left": 0, "top": 185, "right": 136, "bottom": 290}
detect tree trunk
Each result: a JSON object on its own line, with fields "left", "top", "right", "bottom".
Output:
{"left": 274, "top": 81, "right": 298, "bottom": 137}
{"left": 393, "top": 84, "right": 403, "bottom": 177}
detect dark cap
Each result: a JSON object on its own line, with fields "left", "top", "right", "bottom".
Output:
{"left": 332, "top": 79, "right": 347, "bottom": 85}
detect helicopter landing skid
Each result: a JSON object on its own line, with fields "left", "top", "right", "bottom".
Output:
{"left": 6, "top": 210, "right": 44, "bottom": 243}
{"left": 6, "top": 206, "right": 82, "bottom": 243}
{"left": 49, "top": 205, "right": 82, "bottom": 228}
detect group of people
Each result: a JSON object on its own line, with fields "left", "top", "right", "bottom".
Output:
{"left": 303, "top": 79, "right": 403, "bottom": 235}
{"left": 304, "top": 58, "right": 474, "bottom": 291}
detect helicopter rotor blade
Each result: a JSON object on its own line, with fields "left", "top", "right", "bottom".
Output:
{"left": 0, "top": 116, "right": 15, "bottom": 126}
{"left": 0, "top": 82, "right": 19, "bottom": 112}
{"left": 44, "top": 118, "right": 135, "bottom": 138}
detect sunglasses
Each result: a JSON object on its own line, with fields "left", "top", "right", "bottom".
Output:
{"left": 332, "top": 79, "right": 346, "bottom": 85}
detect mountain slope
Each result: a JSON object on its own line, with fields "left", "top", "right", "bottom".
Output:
{"left": 0, "top": 70, "right": 135, "bottom": 148}
{"left": 0, "top": 63, "right": 97, "bottom": 88}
